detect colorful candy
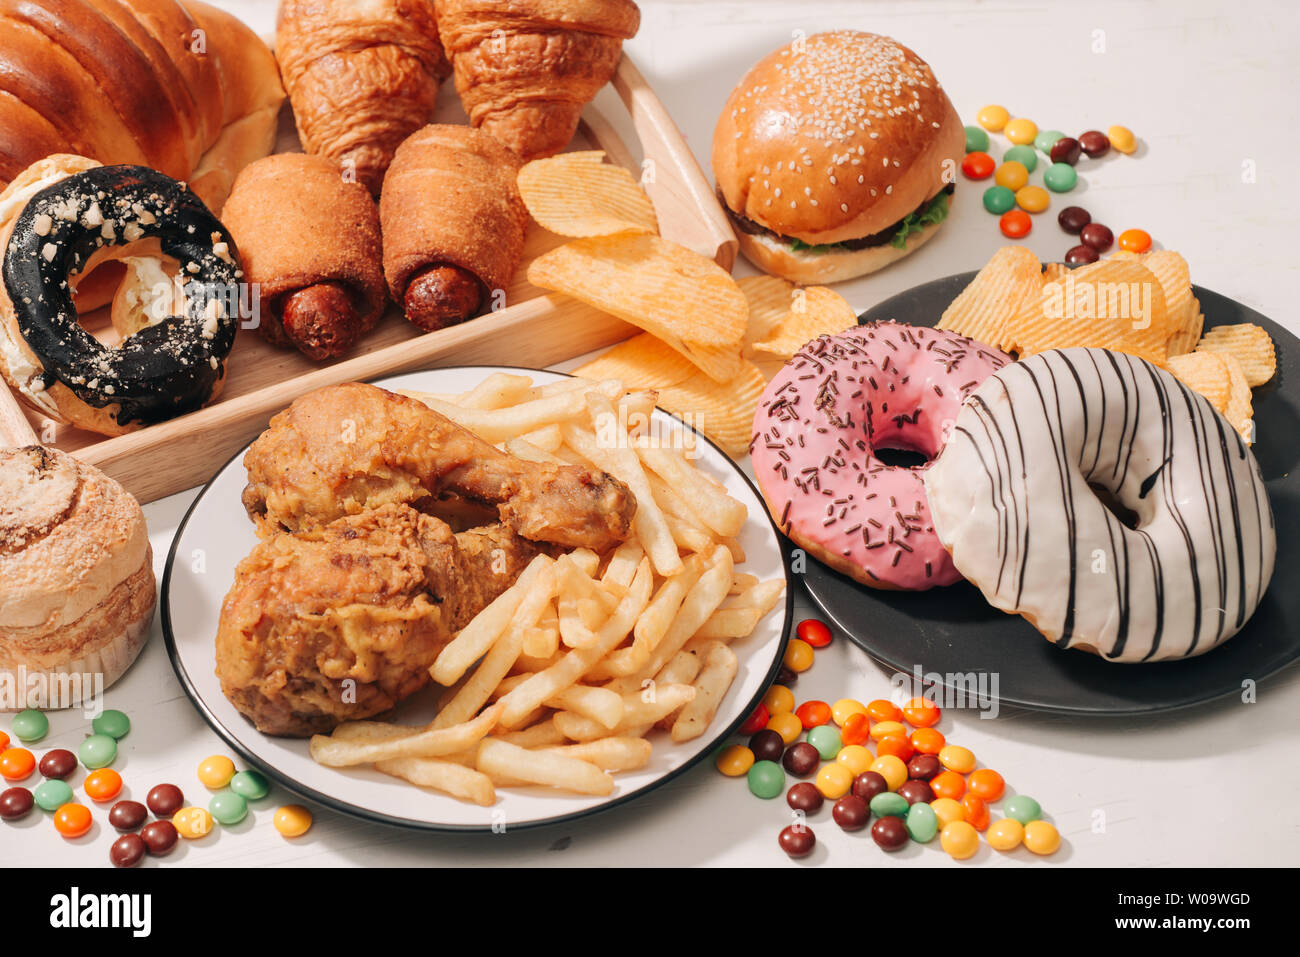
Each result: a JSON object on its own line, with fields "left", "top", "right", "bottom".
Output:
{"left": 868, "top": 720, "right": 906, "bottom": 742}
{"left": 53, "top": 802, "right": 92, "bottom": 838}
{"left": 1043, "top": 162, "right": 1078, "bottom": 193}
{"left": 964, "top": 125, "right": 990, "bottom": 153}
{"left": 1004, "top": 118, "right": 1038, "bottom": 145}
{"left": 961, "top": 151, "right": 996, "bottom": 180}
{"left": 1024, "top": 820, "right": 1061, "bottom": 855}
{"left": 870, "top": 816, "right": 909, "bottom": 851}
{"left": 910, "top": 728, "right": 945, "bottom": 754}
{"left": 875, "top": 734, "right": 914, "bottom": 763}
{"left": 0, "top": 747, "right": 35, "bottom": 782}
{"left": 1003, "top": 144, "right": 1038, "bottom": 173}
{"left": 749, "top": 728, "right": 785, "bottom": 762}
{"left": 832, "top": 794, "right": 869, "bottom": 831}
{"left": 897, "top": 779, "right": 934, "bottom": 806}
{"left": 0, "top": 731, "right": 8, "bottom": 752}
{"left": 783, "top": 638, "right": 814, "bottom": 673}
{"left": 1065, "top": 244, "right": 1099, "bottom": 264}
{"left": 806, "top": 724, "right": 842, "bottom": 761}
{"left": 1118, "top": 228, "right": 1152, "bottom": 253}
{"left": 747, "top": 760, "right": 785, "bottom": 799}
{"left": 146, "top": 783, "right": 185, "bottom": 818}
{"left": 1004, "top": 794, "right": 1043, "bottom": 825}
{"left": 869, "top": 791, "right": 909, "bottom": 818}
{"left": 907, "top": 753, "right": 942, "bottom": 781}
{"left": 968, "top": 768, "right": 1006, "bottom": 802}
{"left": 851, "top": 771, "right": 888, "bottom": 803}
{"left": 787, "top": 781, "right": 823, "bottom": 813}
{"left": 783, "top": 741, "right": 821, "bottom": 777}
{"left": 738, "top": 703, "right": 769, "bottom": 736}
{"left": 34, "top": 778, "right": 74, "bottom": 812}
{"left": 78, "top": 734, "right": 117, "bottom": 770}
{"left": 938, "top": 745, "right": 976, "bottom": 774}
{"left": 994, "top": 160, "right": 1029, "bottom": 192}
{"left": 11, "top": 709, "right": 48, "bottom": 743}
{"left": 110, "top": 833, "right": 147, "bottom": 868}
{"left": 762, "top": 684, "right": 795, "bottom": 715}
{"left": 868, "top": 755, "right": 907, "bottom": 792}
{"left": 141, "top": 820, "right": 178, "bottom": 856}
{"left": 834, "top": 745, "right": 873, "bottom": 777}
{"left": 976, "top": 104, "right": 1010, "bottom": 132}
{"left": 940, "top": 820, "right": 980, "bottom": 860}
{"left": 0, "top": 786, "right": 34, "bottom": 820}
{"left": 930, "top": 797, "right": 965, "bottom": 829}
{"left": 1058, "top": 205, "right": 1091, "bottom": 234}
{"left": 1049, "top": 136, "right": 1082, "bottom": 165}
{"left": 962, "top": 793, "right": 990, "bottom": 831}
{"left": 901, "top": 698, "right": 940, "bottom": 728}
{"left": 906, "top": 802, "right": 939, "bottom": 843}
{"left": 865, "top": 699, "right": 902, "bottom": 723}
{"left": 38, "top": 749, "right": 77, "bottom": 780}
{"left": 209, "top": 791, "right": 249, "bottom": 826}
{"left": 173, "top": 806, "right": 214, "bottom": 839}
{"left": 84, "top": 768, "right": 123, "bottom": 803}
{"left": 815, "top": 762, "right": 853, "bottom": 800}
{"left": 715, "top": 745, "right": 755, "bottom": 777}
{"left": 831, "top": 698, "right": 867, "bottom": 726}
{"left": 1078, "top": 130, "right": 1110, "bottom": 158}
{"left": 840, "top": 712, "right": 870, "bottom": 746}
{"left": 987, "top": 817, "right": 1025, "bottom": 851}
{"left": 999, "top": 209, "right": 1032, "bottom": 238}
{"left": 91, "top": 710, "right": 131, "bottom": 740}
{"left": 796, "top": 619, "right": 833, "bottom": 648}
{"left": 1080, "top": 222, "right": 1114, "bottom": 251}
{"left": 794, "top": 700, "right": 832, "bottom": 730}
{"left": 108, "top": 800, "right": 148, "bottom": 832}
{"left": 1015, "top": 185, "right": 1050, "bottom": 213}
{"left": 765, "top": 712, "right": 802, "bottom": 746}
{"left": 1033, "top": 129, "right": 1065, "bottom": 154}
{"left": 1108, "top": 125, "right": 1137, "bottom": 154}
{"left": 929, "top": 770, "right": 967, "bottom": 801}
{"left": 779, "top": 823, "right": 816, "bottom": 858}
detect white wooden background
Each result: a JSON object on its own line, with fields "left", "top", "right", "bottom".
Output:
{"left": 8, "top": 0, "right": 1299, "bottom": 867}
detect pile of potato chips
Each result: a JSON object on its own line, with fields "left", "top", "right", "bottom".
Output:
{"left": 517, "top": 151, "right": 858, "bottom": 456}
{"left": 937, "top": 246, "right": 1275, "bottom": 442}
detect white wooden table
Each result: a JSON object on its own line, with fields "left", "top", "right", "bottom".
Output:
{"left": 9, "top": 0, "right": 1299, "bottom": 867}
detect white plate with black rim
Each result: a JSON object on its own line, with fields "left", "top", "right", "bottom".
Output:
{"left": 162, "top": 366, "right": 793, "bottom": 831}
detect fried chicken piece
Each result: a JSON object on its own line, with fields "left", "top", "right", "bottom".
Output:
{"left": 215, "top": 504, "right": 542, "bottom": 737}
{"left": 241, "top": 382, "right": 636, "bottom": 551}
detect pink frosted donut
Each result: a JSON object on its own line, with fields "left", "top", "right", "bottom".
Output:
{"left": 751, "top": 321, "right": 1010, "bottom": 590}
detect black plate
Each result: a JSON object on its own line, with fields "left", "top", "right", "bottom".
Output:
{"left": 801, "top": 272, "right": 1300, "bottom": 715}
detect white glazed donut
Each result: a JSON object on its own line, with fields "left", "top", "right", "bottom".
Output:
{"left": 923, "top": 347, "right": 1276, "bottom": 662}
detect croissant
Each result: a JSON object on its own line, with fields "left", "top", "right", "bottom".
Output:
{"left": 276, "top": 0, "right": 452, "bottom": 194}
{"left": 433, "top": 0, "right": 641, "bottom": 160}
{"left": 0, "top": 0, "right": 284, "bottom": 213}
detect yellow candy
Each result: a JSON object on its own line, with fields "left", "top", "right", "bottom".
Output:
{"left": 1024, "top": 820, "right": 1061, "bottom": 855}
{"left": 831, "top": 698, "right": 868, "bottom": 726}
{"left": 941, "top": 820, "right": 980, "bottom": 860}
{"left": 868, "top": 720, "right": 907, "bottom": 742}
{"left": 938, "top": 744, "right": 977, "bottom": 774}
{"left": 987, "top": 818, "right": 1025, "bottom": 851}
{"left": 977, "top": 104, "right": 1009, "bottom": 132}
{"left": 197, "top": 754, "right": 236, "bottom": 789}
{"left": 274, "top": 804, "right": 313, "bottom": 838}
{"left": 766, "top": 711, "right": 803, "bottom": 745}
{"left": 835, "top": 744, "right": 873, "bottom": 776}
{"left": 815, "top": 762, "right": 853, "bottom": 800}
{"left": 1004, "top": 117, "right": 1038, "bottom": 145}
{"left": 762, "top": 684, "right": 795, "bottom": 715}
{"left": 1108, "top": 125, "right": 1137, "bottom": 154}
{"left": 173, "top": 806, "right": 213, "bottom": 840}
{"left": 1015, "top": 185, "right": 1050, "bottom": 213}
{"left": 994, "top": 161, "right": 1029, "bottom": 192}
{"left": 783, "top": 638, "right": 814, "bottom": 673}
{"left": 869, "top": 754, "right": 907, "bottom": 791}
{"left": 930, "top": 797, "right": 965, "bottom": 829}
{"left": 715, "top": 745, "right": 755, "bottom": 777}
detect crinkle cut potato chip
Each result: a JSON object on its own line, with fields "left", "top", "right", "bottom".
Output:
{"left": 1196, "top": 323, "right": 1276, "bottom": 387}
{"left": 751, "top": 286, "right": 858, "bottom": 359}
{"left": 527, "top": 234, "right": 747, "bottom": 383}
{"left": 1218, "top": 350, "right": 1255, "bottom": 443}
{"left": 937, "top": 245, "right": 1042, "bottom": 353}
{"left": 1168, "top": 351, "right": 1232, "bottom": 414}
{"left": 1011, "top": 258, "right": 1170, "bottom": 367}
{"left": 1134, "top": 250, "right": 1200, "bottom": 356}
{"left": 517, "top": 150, "right": 659, "bottom": 238}
{"left": 575, "top": 333, "right": 764, "bottom": 457}
{"left": 737, "top": 275, "right": 796, "bottom": 353}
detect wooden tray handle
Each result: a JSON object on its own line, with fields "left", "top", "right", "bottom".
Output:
{"left": 608, "top": 54, "right": 738, "bottom": 271}
{"left": 0, "top": 378, "right": 38, "bottom": 449}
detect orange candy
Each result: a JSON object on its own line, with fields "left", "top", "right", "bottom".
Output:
{"left": 875, "top": 734, "right": 915, "bottom": 762}
{"left": 930, "top": 770, "right": 967, "bottom": 801}
{"left": 999, "top": 209, "right": 1032, "bottom": 239}
{"left": 54, "top": 802, "right": 92, "bottom": 838}
{"left": 866, "top": 699, "right": 902, "bottom": 723}
{"left": 1118, "top": 228, "right": 1152, "bottom": 253}
{"left": 902, "top": 697, "right": 941, "bottom": 728}
{"left": 0, "top": 747, "right": 35, "bottom": 782}
{"left": 910, "top": 728, "right": 946, "bottom": 754}
{"left": 968, "top": 768, "right": 1006, "bottom": 802}
{"left": 0, "top": 732, "right": 9, "bottom": 752}
{"left": 841, "top": 712, "right": 871, "bottom": 746}
{"left": 84, "top": 768, "right": 123, "bottom": 803}
{"left": 794, "top": 700, "right": 832, "bottom": 730}
{"left": 962, "top": 793, "right": 990, "bottom": 831}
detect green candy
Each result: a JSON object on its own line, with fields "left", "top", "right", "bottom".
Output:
{"left": 78, "top": 734, "right": 117, "bottom": 770}
{"left": 746, "top": 760, "right": 785, "bottom": 799}
{"left": 12, "top": 709, "right": 48, "bottom": 743}
{"left": 230, "top": 770, "right": 270, "bottom": 801}
{"left": 1034, "top": 129, "right": 1066, "bottom": 154}
{"left": 1044, "top": 162, "right": 1078, "bottom": 193}
{"left": 869, "top": 792, "right": 909, "bottom": 818}
{"left": 806, "top": 725, "right": 842, "bottom": 761}
{"left": 209, "top": 791, "right": 248, "bottom": 825}
{"left": 1004, "top": 145, "right": 1038, "bottom": 173}
{"left": 91, "top": 710, "right": 131, "bottom": 740}
{"left": 1004, "top": 795, "right": 1042, "bottom": 824}
{"left": 906, "top": 802, "right": 939, "bottom": 843}
{"left": 33, "top": 778, "right": 73, "bottom": 812}
{"left": 964, "top": 125, "right": 989, "bottom": 154}
{"left": 982, "top": 185, "right": 1015, "bottom": 214}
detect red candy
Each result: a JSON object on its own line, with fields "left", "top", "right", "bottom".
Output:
{"left": 961, "top": 151, "right": 995, "bottom": 180}
{"left": 795, "top": 619, "right": 833, "bottom": 648}
{"left": 999, "top": 209, "right": 1032, "bottom": 238}
{"left": 739, "top": 703, "right": 770, "bottom": 736}
{"left": 795, "top": 700, "right": 833, "bottom": 730}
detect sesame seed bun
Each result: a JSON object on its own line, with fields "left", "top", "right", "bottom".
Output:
{"left": 712, "top": 31, "right": 963, "bottom": 280}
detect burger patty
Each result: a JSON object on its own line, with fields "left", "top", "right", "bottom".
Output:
{"left": 723, "top": 182, "right": 954, "bottom": 252}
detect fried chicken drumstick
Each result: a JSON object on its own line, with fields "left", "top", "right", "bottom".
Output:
{"left": 216, "top": 504, "right": 543, "bottom": 736}
{"left": 241, "top": 383, "right": 636, "bottom": 551}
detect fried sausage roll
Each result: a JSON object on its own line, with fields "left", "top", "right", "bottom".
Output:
{"left": 221, "top": 154, "right": 386, "bottom": 360}
{"left": 379, "top": 125, "right": 528, "bottom": 331}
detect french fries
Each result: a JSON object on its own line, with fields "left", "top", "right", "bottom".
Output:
{"left": 310, "top": 371, "right": 785, "bottom": 806}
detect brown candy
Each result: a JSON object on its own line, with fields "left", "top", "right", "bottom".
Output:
{"left": 778, "top": 823, "right": 816, "bottom": 858}
{"left": 0, "top": 786, "right": 33, "bottom": 820}
{"left": 109, "top": 799, "right": 148, "bottom": 832}
{"left": 782, "top": 742, "right": 820, "bottom": 777}
{"left": 141, "top": 820, "right": 178, "bottom": 856}
{"left": 748, "top": 729, "right": 785, "bottom": 763}
{"left": 38, "top": 749, "right": 77, "bottom": 780}
{"left": 851, "top": 770, "right": 888, "bottom": 803}
{"left": 786, "top": 781, "right": 824, "bottom": 814}
{"left": 1080, "top": 223, "right": 1114, "bottom": 251}
{"left": 146, "top": 783, "right": 184, "bottom": 818}
{"left": 907, "top": 753, "right": 942, "bottom": 781}
{"left": 1078, "top": 130, "right": 1111, "bottom": 158}
{"left": 1058, "top": 205, "right": 1092, "bottom": 234}
{"left": 898, "top": 779, "right": 936, "bottom": 806}
{"left": 110, "top": 833, "right": 147, "bottom": 868}
{"left": 832, "top": 794, "right": 869, "bottom": 831}
{"left": 1065, "top": 244, "right": 1100, "bottom": 265}
{"left": 871, "top": 815, "right": 909, "bottom": 851}
{"left": 1050, "top": 136, "right": 1082, "bottom": 166}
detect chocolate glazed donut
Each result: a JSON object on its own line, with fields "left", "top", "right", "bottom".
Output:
{"left": 3, "top": 166, "right": 240, "bottom": 428}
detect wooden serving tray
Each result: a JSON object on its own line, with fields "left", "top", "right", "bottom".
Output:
{"left": 0, "top": 55, "right": 737, "bottom": 503}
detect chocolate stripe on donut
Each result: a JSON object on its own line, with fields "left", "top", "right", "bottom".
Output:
{"left": 924, "top": 347, "right": 1276, "bottom": 662}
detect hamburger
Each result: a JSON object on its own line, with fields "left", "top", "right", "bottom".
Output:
{"left": 712, "top": 31, "right": 963, "bottom": 284}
